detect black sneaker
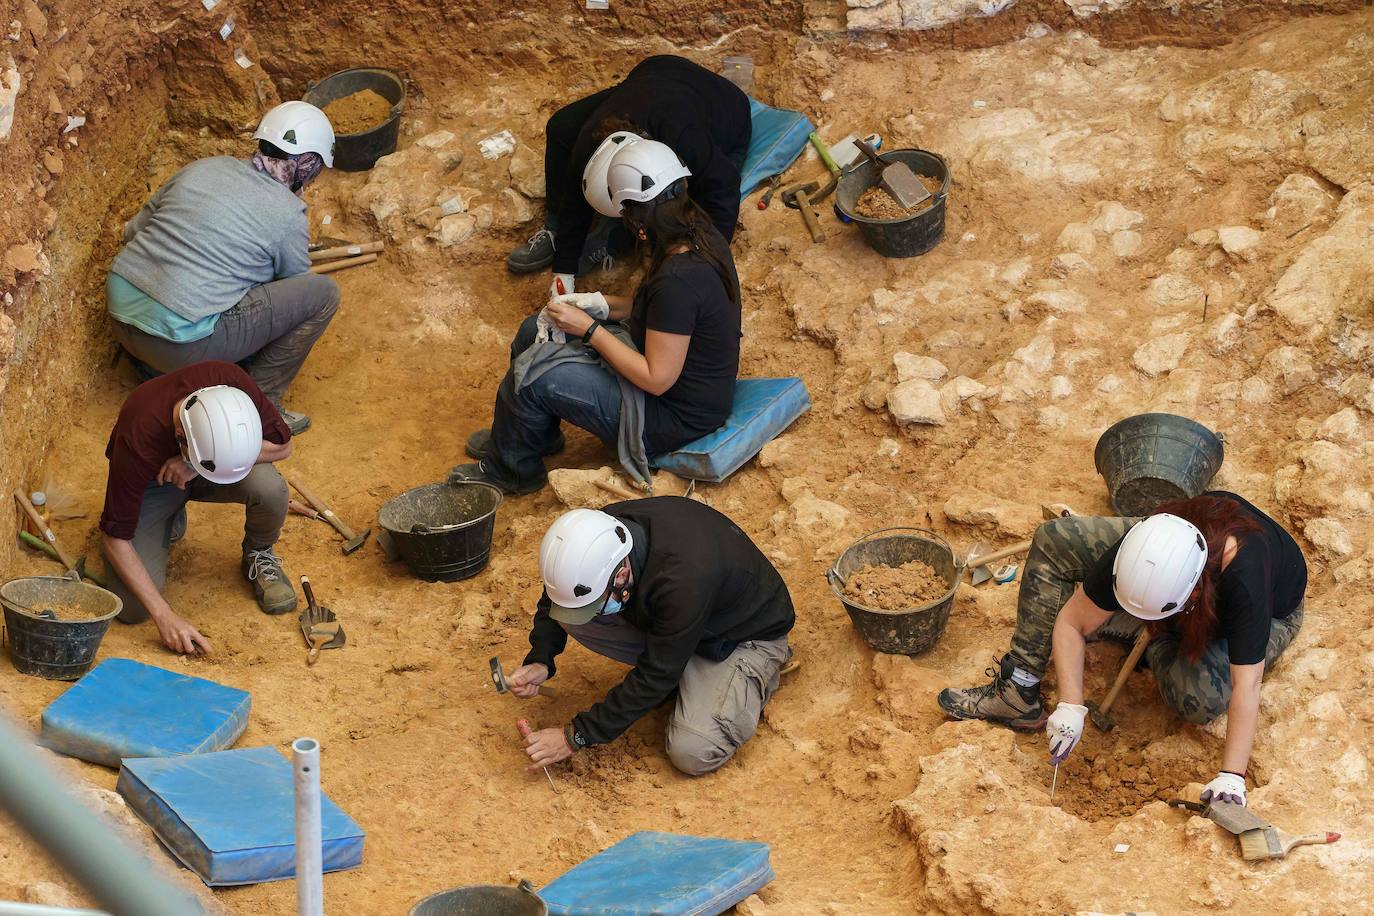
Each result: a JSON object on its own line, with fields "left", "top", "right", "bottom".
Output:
{"left": 447, "top": 459, "right": 546, "bottom": 496}
{"left": 937, "top": 655, "right": 1047, "bottom": 731}
{"left": 507, "top": 227, "right": 556, "bottom": 274}
{"left": 577, "top": 245, "right": 618, "bottom": 277}
{"left": 465, "top": 428, "right": 566, "bottom": 460}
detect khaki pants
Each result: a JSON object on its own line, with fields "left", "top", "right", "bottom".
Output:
{"left": 665, "top": 637, "right": 791, "bottom": 776}
{"left": 103, "top": 465, "right": 288, "bottom": 623}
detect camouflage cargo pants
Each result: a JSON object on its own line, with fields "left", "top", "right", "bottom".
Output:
{"left": 1006, "top": 516, "right": 1304, "bottom": 724}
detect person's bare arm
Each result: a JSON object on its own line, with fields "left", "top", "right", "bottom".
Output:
{"left": 603, "top": 294, "right": 633, "bottom": 321}
{"left": 590, "top": 328, "right": 690, "bottom": 396}
{"left": 257, "top": 439, "right": 292, "bottom": 464}
{"left": 101, "top": 536, "right": 212, "bottom": 655}
{"left": 1051, "top": 585, "right": 1114, "bottom": 704}
{"left": 1221, "top": 661, "right": 1264, "bottom": 775}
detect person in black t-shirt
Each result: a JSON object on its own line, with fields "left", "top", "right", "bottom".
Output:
{"left": 504, "top": 499, "right": 794, "bottom": 776}
{"left": 938, "top": 492, "right": 1306, "bottom": 807}
{"left": 453, "top": 140, "right": 742, "bottom": 495}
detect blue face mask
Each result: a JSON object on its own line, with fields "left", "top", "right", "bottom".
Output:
{"left": 600, "top": 594, "right": 624, "bottom": 617}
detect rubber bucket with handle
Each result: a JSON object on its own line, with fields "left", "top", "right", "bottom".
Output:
{"left": 409, "top": 882, "right": 547, "bottom": 916}
{"left": 1094, "top": 413, "right": 1224, "bottom": 516}
{"left": 827, "top": 527, "right": 959, "bottom": 656}
{"left": 378, "top": 482, "right": 502, "bottom": 582}
{"left": 834, "top": 149, "right": 950, "bottom": 258}
{"left": 1, "top": 576, "right": 123, "bottom": 680}
{"left": 302, "top": 68, "right": 405, "bottom": 171}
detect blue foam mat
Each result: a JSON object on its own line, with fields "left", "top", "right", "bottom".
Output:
{"left": 40, "top": 657, "right": 250, "bottom": 768}
{"left": 740, "top": 99, "right": 814, "bottom": 195}
{"left": 118, "top": 746, "right": 365, "bottom": 887}
{"left": 540, "top": 831, "right": 773, "bottom": 916}
{"left": 653, "top": 378, "right": 810, "bottom": 483}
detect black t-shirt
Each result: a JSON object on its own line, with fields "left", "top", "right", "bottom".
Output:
{"left": 628, "top": 252, "right": 741, "bottom": 455}
{"left": 1082, "top": 491, "right": 1307, "bottom": 666}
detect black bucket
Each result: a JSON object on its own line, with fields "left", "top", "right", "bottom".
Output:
{"left": 827, "top": 528, "right": 959, "bottom": 656}
{"left": 1094, "top": 413, "right": 1224, "bottom": 516}
{"left": 1, "top": 576, "right": 123, "bottom": 680}
{"left": 835, "top": 149, "right": 950, "bottom": 258}
{"left": 378, "top": 482, "right": 502, "bottom": 582}
{"left": 302, "top": 68, "right": 405, "bottom": 172}
{"left": 409, "top": 884, "right": 547, "bottom": 916}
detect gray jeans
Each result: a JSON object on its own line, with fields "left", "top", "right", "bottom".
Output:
{"left": 562, "top": 618, "right": 790, "bottom": 776}
{"left": 102, "top": 465, "right": 288, "bottom": 624}
{"left": 111, "top": 273, "right": 339, "bottom": 403}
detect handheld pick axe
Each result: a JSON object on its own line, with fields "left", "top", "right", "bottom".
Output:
{"left": 1087, "top": 628, "right": 1151, "bottom": 732}
{"left": 490, "top": 657, "right": 557, "bottom": 698}
{"left": 284, "top": 473, "right": 370, "bottom": 555}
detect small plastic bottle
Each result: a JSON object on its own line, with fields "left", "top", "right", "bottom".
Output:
{"left": 24, "top": 491, "right": 49, "bottom": 537}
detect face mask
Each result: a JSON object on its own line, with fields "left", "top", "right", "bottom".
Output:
{"left": 600, "top": 594, "right": 624, "bottom": 617}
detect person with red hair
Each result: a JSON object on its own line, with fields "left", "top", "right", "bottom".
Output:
{"left": 938, "top": 491, "right": 1306, "bottom": 807}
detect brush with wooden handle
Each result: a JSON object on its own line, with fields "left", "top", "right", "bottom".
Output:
{"left": 1239, "top": 826, "right": 1340, "bottom": 861}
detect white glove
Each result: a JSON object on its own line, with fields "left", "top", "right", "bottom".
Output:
{"left": 1046, "top": 702, "right": 1088, "bottom": 763}
{"left": 553, "top": 291, "right": 610, "bottom": 320}
{"left": 1201, "top": 771, "right": 1247, "bottom": 806}
{"left": 549, "top": 273, "right": 576, "bottom": 300}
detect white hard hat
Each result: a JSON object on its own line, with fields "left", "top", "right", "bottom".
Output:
{"left": 253, "top": 101, "right": 336, "bottom": 168}
{"left": 179, "top": 386, "right": 264, "bottom": 485}
{"left": 583, "top": 131, "right": 642, "bottom": 218}
{"left": 539, "top": 509, "right": 634, "bottom": 625}
{"left": 1112, "top": 513, "right": 1208, "bottom": 620}
{"left": 607, "top": 139, "right": 692, "bottom": 214}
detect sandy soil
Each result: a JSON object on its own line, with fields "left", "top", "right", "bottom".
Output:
{"left": 842, "top": 559, "right": 948, "bottom": 610}
{"left": 323, "top": 90, "right": 395, "bottom": 136}
{"left": 3, "top": 6, "right": 1374, "bottom": 915}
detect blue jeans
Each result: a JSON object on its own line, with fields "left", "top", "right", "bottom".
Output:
{"left": 487, "top": 315, "right": 624, "bottom": 488}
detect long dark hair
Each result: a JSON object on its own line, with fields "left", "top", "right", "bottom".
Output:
{"left": 622, "top": 185, "right": 740, "bottom": 306}
{"left": 1149, "top": 494, "right": 1264, "bottom": 661}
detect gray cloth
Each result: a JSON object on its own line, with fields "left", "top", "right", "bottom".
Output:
{"left": 511, "top": 326, "right": 651, "bottom": 488}
{"left": 102, "top": 465, "right": 288, "bottom": 624}
{"left": 560, "top": 617, "right": 790, "bottom": 776}
{"left": 111, "top": 273, "right": 339, "bottom": 404}
{"left": 113, "top": 157, "right": 311, "bottom": 322}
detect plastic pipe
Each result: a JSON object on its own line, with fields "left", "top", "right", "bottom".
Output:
{"left": 0, "top": 904, "right": 110, "bottom": 915}
{"left": 0, "top": 714, "right": 198, "bottom": 916}
{"left": 292, "top": 737, "right": 324, "bottom": 916}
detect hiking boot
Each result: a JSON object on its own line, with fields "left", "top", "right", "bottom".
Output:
{"left": 507, "top": 227, "right": 556, "bottom": 274}
{"left": 447, "top": 459, "right": 546, "bottom": 496}
{"left": 465, "top": 428, "right": 565, "bottom": 460}
{"left": 273, "top": 404, "right": 311, "bottom": 436}
{"left": 242, "top": 547, "right": 297, "bottom": 615}
{"left": 937, "top": 655, "right": 1046, "bottom": 731}
{"left": 1090, "top": 611, "right": 1145, "bottom": 647}
{"left": 577, "top": 245, "right": 618, "bottom": 277}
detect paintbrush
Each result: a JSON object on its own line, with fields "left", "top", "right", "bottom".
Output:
{"left": 1239, "top": 826, "right": 1339, "bottom": 861}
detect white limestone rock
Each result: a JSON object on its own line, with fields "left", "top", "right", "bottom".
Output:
{"left": 1133, "top": 332, "right": 1191, "bottom": 377}
{"left": 888, "top": 380, "right": 946, "bottom": 426}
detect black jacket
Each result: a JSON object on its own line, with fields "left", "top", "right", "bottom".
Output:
{"left": 551, "top": 55, "right": 752, "bottom": 275}
{"left": 523, "top": 497, "right": 794, "bottom": 745}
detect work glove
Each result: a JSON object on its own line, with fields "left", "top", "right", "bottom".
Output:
{"left": 549, "top": 273, "right": 576, "bottom": 301}
{"left": 1201, "top": 771, "right": 1247, "bottom": 806}
{"left": 1046, "top": 702, "right": 1088, "bottom": 764}
{"left": 553, "top": 291, "right": 610, "bottom": 320}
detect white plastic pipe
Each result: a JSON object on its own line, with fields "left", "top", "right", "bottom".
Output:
{"left": 292, "top": 737, "right": 324, "bottom": 916}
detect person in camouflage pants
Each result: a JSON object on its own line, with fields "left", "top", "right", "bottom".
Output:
{"left": 938, "top": 515, "right": 1304, "bottom": 728}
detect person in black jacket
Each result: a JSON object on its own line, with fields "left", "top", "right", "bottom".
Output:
{"left": 507, "top": 499, "right": 794, "bottom": 776}
{"left": 506, "top": 54, "right": 752, "bottom": 296}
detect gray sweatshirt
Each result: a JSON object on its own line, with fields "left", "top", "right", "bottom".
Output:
{"left": 112, "top": 157, "right": 311, "bottom": 320}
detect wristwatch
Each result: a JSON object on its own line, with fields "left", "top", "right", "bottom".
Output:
{"left": 565, "top": 723, "right": 588, "bottom": 751}
{"left": 581, "top": 320, "right": 601, "bottom": 344}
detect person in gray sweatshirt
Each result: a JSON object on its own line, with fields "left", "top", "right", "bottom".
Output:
{"left": 108, "top": 101, "right": 340, "bottom": 435}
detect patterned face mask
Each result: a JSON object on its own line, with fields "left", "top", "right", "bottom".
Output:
{"left": 250, "top": 150, "right": 325, "bottom": 197}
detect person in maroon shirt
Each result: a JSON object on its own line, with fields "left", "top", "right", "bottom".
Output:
{"left": 100, "top": 361, "right": 296, "bottom": 654}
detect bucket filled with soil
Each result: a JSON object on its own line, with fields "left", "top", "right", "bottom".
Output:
{"left": 378, "top": 482, "right": 502, "bottom": 582}
{"left": 827, "top": 528, "right": 958, "bottom": 655}
{"left": 1, "top": 576, "right": 123, "bottom": 680}
{"left": 303, "top": 68, "right": 405, "bottom": 171}
{"left": 1094, "top": 413, "right": 1224, "bottom": 516}
{"left": 835, "top": 149, "right": 950, "bottom": 258}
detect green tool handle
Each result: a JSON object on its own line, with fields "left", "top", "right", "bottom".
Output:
{"left": 18, "top": 531, "right": 111, "bottom": 589}
{"left": 808, "top": 132, "right": 841, "bottom": 176}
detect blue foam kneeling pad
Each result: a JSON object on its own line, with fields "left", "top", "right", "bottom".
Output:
{"left": 40, "top": 658, "right": 250, "bottom": 768}
{"left": 118, "top": 746, "right": 365, "bottom": 886}
{"left": 740, "top": 98, "right": 815, "bottom": 195}
{"left": 540, "top": 831, "right": 773, "bottom": 916}
{"left": 653, "top": 378, "right": 811, "bottom": 483}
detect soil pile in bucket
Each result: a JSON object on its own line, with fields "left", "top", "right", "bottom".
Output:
{"left": 323, "top": 89, "right": 393, "bottom": 134}
{"left": 854, "top": 175, "right": 943, "bottom": 219}
{"left": 843, "top": 559, "right": 946, "bottom": 610}
{"left": 32, "top": 599, "right": 106, "bottom": 620}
